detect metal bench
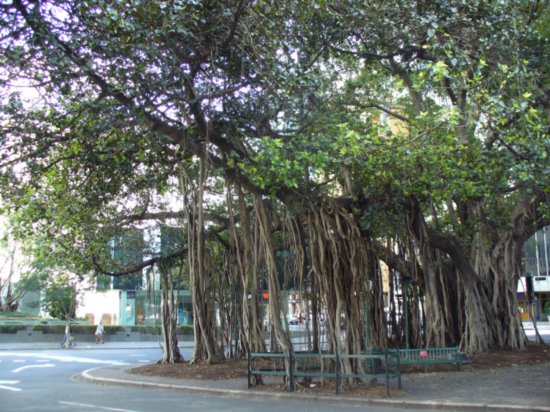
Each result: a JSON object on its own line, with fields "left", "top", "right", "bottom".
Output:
{"left": 247, "top": 350, "right": 401, "bottom": 395}
{"left": 389, "top": 347, "right": 462, "bottom": 372}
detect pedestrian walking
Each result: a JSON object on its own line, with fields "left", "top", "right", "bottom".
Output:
{"left": 95, "top": 319, "right": 105, "bottom": 344}
{"left": 62, "top": 323, "right": 70, "bottom": 348}
{"left": 61, "top": 323, "right": 76, "bottom": 348}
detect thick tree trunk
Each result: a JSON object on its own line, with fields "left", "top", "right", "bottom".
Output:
{"left": 406, "top": 198, "right": 499, "bottom": 353}
{"left": 404, "top": 196, "right": 536, "bottom": 353}
{"left": 0, "top": 242, "right": 21, "bottom": 312}
{"left": 227, "top": 185, "right": 266, "bottom": 354}
{"left": 419, "top": 248, "right": 462, "bottom": 348}
{"left": 181, "top": 159, "right": 222, "bottom": 364}
{"left": 158, "top": 263, "right": 184, "bottom": 364}
{"left": 470, "top": 200, "right": 531, "bottom": 351}
{"left": 254, "top": 197, "right": 294, "bottom": 389}
{"left": 307, "top": 205, "right": 385, "bottom": 381}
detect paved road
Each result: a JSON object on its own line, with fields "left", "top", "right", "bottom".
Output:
{"left": 524, "top": 321, "right": 550, "bottom": 343}
{"left": 0, "top": 348, "right": 167, "bottom": 411}
{"left": 0, "top": 348, "right": 429, "bottom": 412}
{"left": 0, "top": 322, "right": 548, "bottom": 411}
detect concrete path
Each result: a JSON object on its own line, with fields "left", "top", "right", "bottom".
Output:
{"left": 0, "top": 340, "right": 187, "bottom": 351}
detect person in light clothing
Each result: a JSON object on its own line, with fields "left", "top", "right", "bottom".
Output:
{"left": 95, "top": 320, "right": 104, "bottom": 344}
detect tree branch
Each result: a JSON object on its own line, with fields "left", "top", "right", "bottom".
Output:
{"left": 92, "top": 248, "right": 187, "bottom": 277}
{"left": 351, "top": 100, "right": 411, "bottom": 123}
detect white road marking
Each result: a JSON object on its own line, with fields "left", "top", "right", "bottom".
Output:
{"left": 12, "top": 363, "right": 55, "bottom": 373}
{"left": 0, "top": 352, "right": 128, "bottom": 366}
{"left": 0, "top": 380, "right": 21, "bottom": 392}
{"left": 59, "top": 401, "right": 141, "bottom": 412}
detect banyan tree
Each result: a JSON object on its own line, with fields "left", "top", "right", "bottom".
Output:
{"left": 1, "top": 0, "right": 548, "bottom": 386}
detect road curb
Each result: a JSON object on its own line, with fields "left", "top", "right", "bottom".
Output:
{"left": 80, "top": 366, "right": 550, "bottom": 412}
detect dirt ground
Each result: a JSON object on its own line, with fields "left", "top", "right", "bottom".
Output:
{"left": 129, "top": 343, "right": 550, "bottom": 397}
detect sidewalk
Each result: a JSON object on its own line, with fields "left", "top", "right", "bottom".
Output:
{"left": 0, "top": 340, "right": 194, "bottom": 351}
{"left": 1, "top": 340, "right": 549, "bottom": 411}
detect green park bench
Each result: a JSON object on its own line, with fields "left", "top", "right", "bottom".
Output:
{"left": 247, "top": 350, "right": 401, "bottom": 396}
{"left": 389, "top": 347, "right": 463, "bottom": 372}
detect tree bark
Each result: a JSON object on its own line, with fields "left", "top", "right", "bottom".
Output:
{"left": 158, "top": 262, "right": 184, "bottom": 364}
{"left": 181, "top": 159, "right": 222, "bottom": 364}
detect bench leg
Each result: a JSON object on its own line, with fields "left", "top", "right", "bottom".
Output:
{"left": 398, "top": 370, "right": 402, "bottom": 390}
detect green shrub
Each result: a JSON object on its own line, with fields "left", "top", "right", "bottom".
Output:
{"left": 178, "top": 325, "right": 194, "bottom": 335}
{"left": 0, "top": 324, "right": 27, "bottom": 334}
{"left": 32, "top": 324, "right": 124, "bottom": 334}
{"left": 104, "top": 325, "right": 125, "bottom": 334}
{"left": 129, "top": 325, "right": 194, "bottom": 335}
{"left": 130, "top": 325, "right": 162, "bottom": 334}
{"left": 29, "top": 324, "right": 193, "bottom": 335}
{"left": 70, "top": 325, "right": 96, "bottom": 334}
{"left": 33, "top": 324, "right": 64, "bottom": 334}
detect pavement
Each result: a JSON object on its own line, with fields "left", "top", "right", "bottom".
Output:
{"left": 1, "top": 326, "right": 550, "bottom": 412}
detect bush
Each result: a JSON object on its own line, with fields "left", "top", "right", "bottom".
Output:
{"left": 33, "top": 324, "right": 63, "bottom": 334}
{"left": 29, "top": 324, "right": 193, "bottom": 335}
{"left": 0, "top": 324, "right": 27, "bottom": 334}
{"left": 103, "top": 325, "right": 125, "bottom": 334}
{"left": 130, "top": 325, "right": 162, "bottom": 334}
{"left": 178, "top": 325, "right": 194, "bottom": 335}
{"left": 32, "top": 324, "right": 124, "bottom": 334}
{"left": 70, "top": 325, "right": 96, "bottom": 334}
{"left": 129, "top": 325, "right": 194, "bottom": 335}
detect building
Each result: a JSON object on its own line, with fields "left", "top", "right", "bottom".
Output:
{"left": 9, "top": 225, "right": 192, "bottom": 326}
{"left": 77, "top": 226, "right": 192, "bottom": 326}
{"left": 518, "top": 226, "right": 550, "bottom": 321}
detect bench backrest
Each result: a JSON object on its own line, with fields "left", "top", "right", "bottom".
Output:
{"left": 393, "top": 347, "right": 459, "bottom": 362}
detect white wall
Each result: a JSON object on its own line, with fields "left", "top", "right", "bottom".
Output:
{"left": 77, "top": 289, "right": 120, "bottom": 325}
{"left": 534, "top": 276, "right": 550, "bottom": 292}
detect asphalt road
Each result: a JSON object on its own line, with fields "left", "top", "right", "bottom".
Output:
{"left": 0, "top": 348, "right": 436, "bottom": 412}
{"left": 524, "top": 321, "right": 550, "bottom": 343}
